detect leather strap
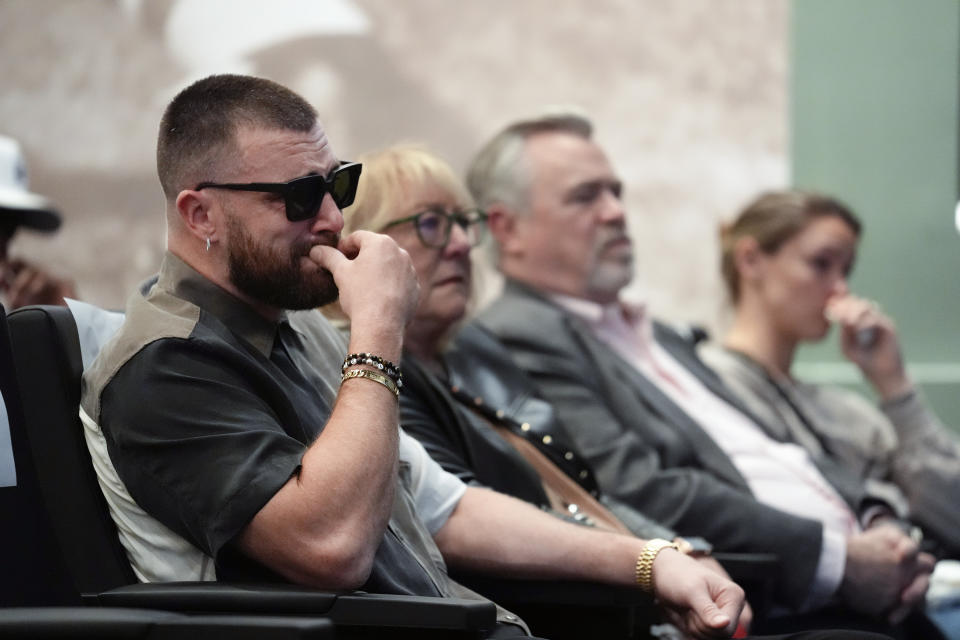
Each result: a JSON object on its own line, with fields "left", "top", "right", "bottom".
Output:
{"left": 450, "top": 389, "right": 631, "bottom": 535}
{"left": 492, "top": 422, "right": 632, "bottom": 535}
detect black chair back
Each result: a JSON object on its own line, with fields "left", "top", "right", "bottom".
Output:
{"left": 0, "top": 304, "right": 80, "bottom": 606}
{"left": 6, "top": 305, "right": 136, "bottom": 599}
{"left": 4, "top": 305, "right": 496, "bottom": 639}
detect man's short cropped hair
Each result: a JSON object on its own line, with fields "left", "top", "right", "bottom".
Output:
{"left": 465, "top": 109, "right": 593, "bottom": 215}
{"left": 156, "top": 74, "right": 318, "bottom": 201}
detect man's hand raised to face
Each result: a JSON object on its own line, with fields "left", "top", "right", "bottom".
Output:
{"left": 310, "top": 230, "right": 420, "bottom": 330}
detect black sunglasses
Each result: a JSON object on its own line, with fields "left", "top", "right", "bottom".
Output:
{"left": 195, "top": 162, "right": 363, "bottom": 222}
{"left": 382, "top": 208, "right": 488, "bottom": 249}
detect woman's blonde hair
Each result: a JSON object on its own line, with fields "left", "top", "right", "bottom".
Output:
{"left": 322, "top": 144, "right": 476, "bottom": 326}
{"left": 342, "top": 143, "right": 474, "bottom": 235}
{"left": 720, "top": 190, "right": 862, "bottom": 303}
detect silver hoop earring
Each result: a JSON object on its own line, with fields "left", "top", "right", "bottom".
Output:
{"left": 205, "top": 237, "right": 211, "bottom": 252}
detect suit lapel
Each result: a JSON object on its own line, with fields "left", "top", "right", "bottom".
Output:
{"left": 560, "top": 311, "right": 750, "bottom": 491}
{"left": 493, "top": 283, "right": 867, "bottom": 510}
{"left": 655, "top": 323, "right": 785, "bottom": 439}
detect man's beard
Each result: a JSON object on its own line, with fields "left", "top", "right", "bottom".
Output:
{"left": 585, "top": 228, "right": 634, "bottom": 303}
{"left": 226, "top": 215, "right": 339, "bottom": 310}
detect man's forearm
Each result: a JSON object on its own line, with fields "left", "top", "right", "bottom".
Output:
{"left": 434, "top": 488, "right": 745, "bottom": 638}
{"left": 245, "top": 230, "right": 418, "bottom": 587}
{"left": 298, "top": 377, "right": 400, "bottom": 541}
{"left": 434, "top": 486, "right": 647, "bottom": 585}
{"left": 238, "top": 333, "right": 402, "bottom": 588}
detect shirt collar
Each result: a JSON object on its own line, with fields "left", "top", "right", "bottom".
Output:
{"left": 549, "top": 291, "right": 650, "bottom": 330}
{"left": 156, "top": 251, "right": 287, "bottom": 357}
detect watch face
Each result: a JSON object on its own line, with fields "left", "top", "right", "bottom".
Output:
{"left": 674, "top": 538, "right": 694, "bottom": 555}
{"left": 674, "top": 536, "right": 712, "bottom": 556}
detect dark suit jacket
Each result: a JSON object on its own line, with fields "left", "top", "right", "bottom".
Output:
{"left": 475, "top": 279, "right": 831, "bottom": 609}
{"left": 399, "top": 324, "right": 676, "bottom": 541}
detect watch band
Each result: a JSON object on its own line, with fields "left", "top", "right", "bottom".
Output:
{"left": 635, "top": 538, "right": 680, "bottom": 592}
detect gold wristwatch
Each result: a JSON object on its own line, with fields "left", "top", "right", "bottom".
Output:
{"left": 635, "top": 538, "right": 681, "bottom": 592}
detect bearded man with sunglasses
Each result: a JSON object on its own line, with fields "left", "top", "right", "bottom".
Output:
{"left": 81, "top": 74, "right": 429, "bottom": 598}
{"left": 79, "top": 75, "right": 888, "bottom": 640}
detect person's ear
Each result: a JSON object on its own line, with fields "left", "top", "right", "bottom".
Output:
{"left": 176, "top": 188, "right": 219, "bottom": 245}
{"left": 733, "top": 236, "right": 765, "bottom": 285}
{"left": 486, "top": 204, "right": 522, "bottom": 257}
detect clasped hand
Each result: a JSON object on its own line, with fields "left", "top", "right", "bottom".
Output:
{"left": 652, "top": 549, "right": 746, "bottom": 639}
{"left": 840, "top": 523, "right": 935, "bottom": 624}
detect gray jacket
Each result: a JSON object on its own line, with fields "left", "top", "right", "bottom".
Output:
{"left": 476, "top": 279, "right": 848, "bottom": 610}
{"left": 702, "top": 343, "right": 960, "bottom": 557}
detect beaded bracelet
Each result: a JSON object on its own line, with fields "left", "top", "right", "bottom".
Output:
{"left": 341, "top": 368, "right": 399, "bottom": 398}
{"left": 341, "top": 352, "right": 403, "bottom": 390}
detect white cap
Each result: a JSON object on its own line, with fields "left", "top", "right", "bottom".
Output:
{"left": 0, "top": 135, "right": 61, "bottom": 232}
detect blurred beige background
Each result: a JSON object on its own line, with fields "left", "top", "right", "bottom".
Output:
{"left": 0, "top": 0, "right": 787, "bottom": 332}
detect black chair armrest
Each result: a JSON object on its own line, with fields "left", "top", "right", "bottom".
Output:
{"left": 95, "top": 582, "right": 496, "bottom": 632}
{"left": 160, "top": 614, "right": 334, "bottom": 639}
{"left": 449, "top": 573, "right": 656, "bottom": 640}
{"left": 713, "top": 552, "right": 778, "bottom": 619}
{"left": 93, "top": 582, "right": 339, "bottom": 614}
{"left": 449, "top": 573, "right": 645, "bottom": 607}
{"left": 713, "top": 551, "right": 778, "bottom": 582}
{"left": 0, "top": 607, "right": 335, "bottom": 639}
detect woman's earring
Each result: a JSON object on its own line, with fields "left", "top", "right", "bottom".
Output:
{"left": 206, "top": 237, "right": 211, "bottom": 252}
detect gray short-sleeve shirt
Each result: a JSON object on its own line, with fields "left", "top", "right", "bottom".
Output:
{"left": 80, "top": 253, "right": 467, "bottom": 594}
